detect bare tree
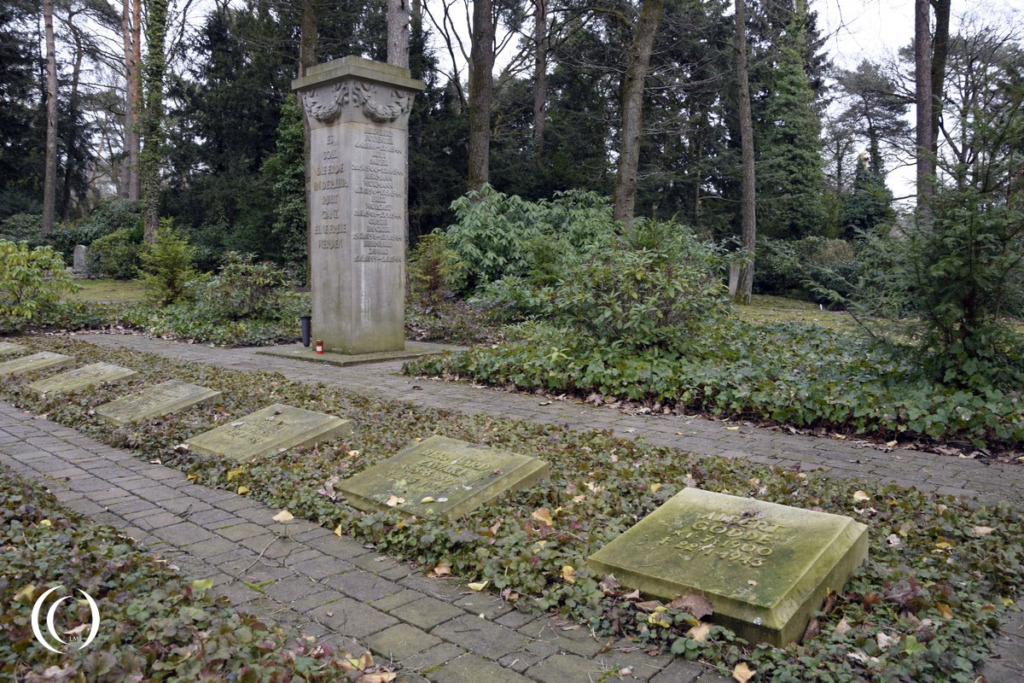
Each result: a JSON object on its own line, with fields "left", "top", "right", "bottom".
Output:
{"left": 121, "top": 0, "right": 142, "bottom": 200}
{"left": 42, "top": 0, "right": 59, "bottom": 236}
{"left": 468, "top": 0, "right": 496, "bottom": 191}
{"left": 388, "top": 0, "right": 410, "bottom": 67}
{"left": 611, "top": 0, "right": 664, "bottom": 229}
{"left": 914, "top": 0, "right": 934, "bottom": 225}
{"left": 733, "top": 0, "right": 756, "bottom": 304}
{"left": 533, "top": 0, "right": 547, "bottom": 157}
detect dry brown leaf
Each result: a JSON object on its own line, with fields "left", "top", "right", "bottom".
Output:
{"left": 669, "top": 592, "right": 714, "bottom": 620}
{"left": 467, "top": 581, "right": 488, "bottom": 591}
{"left": 876, "top": 632, "right": 898, "bottom": 651}
{"left": 599, "top": 574, "right": 621, "bottom": 594}
{"left": 834, "top": 617, "right": 851, "bottom": 636}
{"left": 936, "top": 603, "right": 954, "bottom": 619}
{"left": 634, "top": 600, "right": 663, "bottom": 612}
{"left": 531, "top": 507, "right": 553, "bottom": 526}
{"left": 688, "top": 622, "right": 712, "bottom": 642}
{"left": 561, "top": 565, "right": 577, "bottom": 584}
{"left": 272, "top": 510, "right": 294, "bottom": 523}
{"left": 802, "top": 617, "right": 821, "bottom": 641}
{"left": 356, "top": 674, "right": 396, "bottom": 683}
{"left": 852, "top": 490, "right": 870, "bottom": 502}
{"left": 971, "top": 525, "right": 996, "bottom": 537}
{"left": 385, "top": 495, "right": 405, "bottom": 507}
{"left": 430, "top": 561, "right": 452, "bottom": 578}
{"left": 732, "top": 661, "right": 757, "bottom": 683}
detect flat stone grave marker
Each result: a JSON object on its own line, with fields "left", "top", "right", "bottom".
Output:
{"left": 0, "top": 352, "right": 74, "bottom": 378}
{"left": 338, "top": 435, "right": 550, "bottom": 519}
{"left": 0, "top": 342, "right": 26, "bottom": 356}
{"left": 186, "top": 403, "right": 353, "bottom": 461}
{"left": 28, "top": 362, "right": 137, "bottom": 396}
{"left": 95, "top": 380, "right": 222, "bottom": 425}
{"left": 588, "top": 488, "right": 868, "bottom": 646}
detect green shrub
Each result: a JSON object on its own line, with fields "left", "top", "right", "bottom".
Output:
{"left": 538, "top": 220, "right": 731, "bottom": 354}
{"left": 444, "top": 186, "right": 617, "bottom": 291}
{"left": 0, "top": 240, "right": 77, "bottom": 332}
{"left": 0, "top": 213, "right": 42, "bottom": 246}
{"left": 140, "top": 223, "right": 198, "bottom": 306}
{"left": 89, "top": 226, "right": 144, "bottom": 279}
{"left": 408, "top": 233, "right": 465, "bottom": 308}
{"left": 193, "top": 252, "right": 292, "bottom": 321}
{"left": 45, "top": 200, "right": 142, "bottom": 261}
{"left": 754, "top": 236, "right": 859, "bottom": 304}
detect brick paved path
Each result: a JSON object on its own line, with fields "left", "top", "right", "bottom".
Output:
{"left": 2, "top": 332, "right": 1022, "bottom": 681}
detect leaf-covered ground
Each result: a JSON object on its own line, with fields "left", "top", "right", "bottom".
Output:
{"left": 2, "top": 335, "right": 1023, "bottom": 682}
{"left": 0, "top": 466, "right": 396, "bottom": 682}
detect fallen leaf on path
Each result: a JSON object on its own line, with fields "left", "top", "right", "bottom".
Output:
{"left": 467, "top": 581, "right": 488, "bottom": 591}
{"left": 732, "top": 662, "right": 756, "bottom": 683}
{"left": 237, "top": 486, "right": 250, "bottom": 495}
{"left": 385, "top": 495, "right": 405, "bottom": 507}
{"left": 272, "top": 510, "right": 294, "bottom": 523}
{"left": 430, "top": 562, "right": 451, "bottom": 577}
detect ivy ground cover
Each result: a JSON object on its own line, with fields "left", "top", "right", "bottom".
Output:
{"left": 403, "top": 320, "right": 1024, "bottom": 452}
{"left": 1, "top": 336, "right": 1022, "bottom": 681}
{"left": 0, "top": 467, "right": 394, "bottom": 682}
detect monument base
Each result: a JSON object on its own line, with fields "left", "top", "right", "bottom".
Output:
{"left": 255, "top": 341, "right": 462, "bottom": 368}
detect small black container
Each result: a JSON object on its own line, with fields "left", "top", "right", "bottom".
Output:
{"left": 300, "top": 316, "right": 312, "bottom": 347}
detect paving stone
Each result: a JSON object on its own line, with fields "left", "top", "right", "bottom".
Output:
{"left": 453, "top": 592, "right": 513, "bottom": 619}
{"left": 289, "top": 552, "right": 352, "bottom": 580}
{"left": 494, "top": 608, "right": 538, "bottom": 629}
{"left": 392, "top": 596, "right": 466, "bottom": 630}
{"left": 265, "top": 575, "right": 323, "bottom": 603}
{"left": 398, "top": 643, "right": 465, "bottom": 673}
{"left": 290, "top": 588, "right": 345, "bottom": 615}
{"left": 431, "top": 614, "right": 523, "bottom": 660}
{"left": 517, "top": 617, "right": 606, "bottom": 657}
{"left": 307, "top": 596, "right": 397, "bottom": 637}
{"left": 648, "top": 658, "right": 712, "bottom": 683}
{"left": 325, "top": 570, "right": 404, "bottom": 602}
{"left": 217, "top": 522, "right": 270, "bottom": 541}
{"left": 428, "top": 654, "right": 532, "bottom": 683}
{"left": 371, "top": 589, "right": 424, "bottom": 613}
{"left": 366, "top": 624, "right": 442, "bottom": 659}
{"left": 525, "top": 652, "right": 614, "bottom": 682}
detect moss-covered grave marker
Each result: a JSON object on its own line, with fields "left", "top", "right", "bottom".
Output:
{"left": 186, "top": 403, "right": 353, "bottom": 461}
{"left": 588, "top": 488, "right": 868, "bottom": 646}
{"left": 339, "top": 435, "right": 550, "bottom": 519}
{"left": 0, "top": 352, "right": 74, "bottom": 377}
{"left": 28, "top": 362, "right": 136, "bottom": 395}
{"left": 0, "top": 342, "right": 25, "bottom": 356}
{"left": 95, "top": 380, "right": 222, "bottom": 425}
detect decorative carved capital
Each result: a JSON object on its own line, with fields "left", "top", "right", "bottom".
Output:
{"left": 301, "top": 80, "right": 414, "bottom": 124}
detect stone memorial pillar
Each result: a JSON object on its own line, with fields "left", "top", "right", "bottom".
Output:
{"left": 293, "top": 57, "right": 424, "bottom": 354}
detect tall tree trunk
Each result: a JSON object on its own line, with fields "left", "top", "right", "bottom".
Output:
{"left": 42, "top": 0, "right": 58, "bottom": 236}
{"left": 532, "top": 0, "right": 547, "bottom": 158}
{"left": 300, "top": 0, "right": 317, "bottom": 286}
{"left": 929, "top": 0, "right": 950, "bottom": 159}
{"left": 612, "top": 0, "right": 664, "bottom": 230}
{"left": 914, "top": 0, "right": 934, "bottom": 227}
{"left": 387, "top": 0, "right": 409, "bottom": 68}
{"left": 467, "top": 0, "right": 495, "bottom": 191}
{"left": 733, "top": 0, "right": 756, "bottom": 304}
{"left": 141, "top": 0, "right": 168, "bottom": 243}
{"left": 121, "top": 0, "right": 142, "bottom": 201}
{"left": 61, "top": 11, "right": 84, "bottom": 220}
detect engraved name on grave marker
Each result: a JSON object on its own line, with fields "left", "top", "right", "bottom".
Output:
{"left": 95, "top": 380, "right": 222, "bottom": 425}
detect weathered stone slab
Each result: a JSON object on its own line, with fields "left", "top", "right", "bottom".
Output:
{"left": 588, "top": 488, "right": 868, "bottom": 646}
{"left": 73, "top": 244, "right": 88, "bottom": 273}
{"left": 0, "top": 352, "right": 74, "bottom": 377}
{"left": 339, "top": 435, "right": 550, "bottom": 519}
{"left": 28, "top": 362, "right": 136, "bottom": 395}
{"left": 0, "top": 342, "right": 26, "bottom": 356}
{"left": 186, "top": 403, "right": 353, "bottom": 461}
{"left": 293, "top": 57, "right": 425, "bottom": 355}
{"left": 256, "top": 341, "right": 463, "bottom": 368}
{"left": 95, "top": 380, "right": 222, "bottom": 425}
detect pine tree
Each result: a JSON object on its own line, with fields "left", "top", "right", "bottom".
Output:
{"left": 839, "top": 153, "right": 894, "bottom": 238}
{"left": 755, "top": 0, "right": 825, "bottom": 239}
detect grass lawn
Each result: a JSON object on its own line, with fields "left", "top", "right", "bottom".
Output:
{"left": 737, "top": 295, "right": 858, "bottom": 332}
{"left": 66, "top": 279, "right": 147, "bottom": 303}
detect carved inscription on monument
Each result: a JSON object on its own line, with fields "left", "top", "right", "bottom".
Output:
{"left": 352, "top": 128, "right": 403, "bottom": 264}
{"left": 311, "top": 133, "right": 348, "bottom": 251}
{"left": 402, "top": 447, "right": 493, "bottom": 489}
{"left": 657, "top": 512, "right": 787, "bottom": 569}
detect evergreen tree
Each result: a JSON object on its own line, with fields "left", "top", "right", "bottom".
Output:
{"left": 839, "top": 153, "right": 894, "bottom": 237}
{"left": 755, "top": 0, "right": 825, "bottom": 239}
{"left": 0, "top": 0, "right": 44, "bottom": 219}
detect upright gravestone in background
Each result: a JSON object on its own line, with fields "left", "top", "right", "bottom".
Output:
{"left": 73, "top": 245, "right": 88, "bottom": 275}
{"left": 292, "top": 57, "right": 424, "bottom": 354}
